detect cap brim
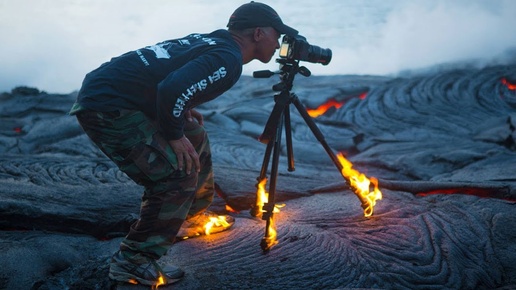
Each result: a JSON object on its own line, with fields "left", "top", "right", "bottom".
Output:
{"left": 275, "top": 23, "right": 298, "bottom": 37}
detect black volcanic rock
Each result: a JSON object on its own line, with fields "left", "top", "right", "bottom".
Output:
{"left": 1, "top": 62, "right": 516, "bottom": 289}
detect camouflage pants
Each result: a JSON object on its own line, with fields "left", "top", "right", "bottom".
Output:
{"left": 76, "top": 109, "right": 214, "bottom": 262}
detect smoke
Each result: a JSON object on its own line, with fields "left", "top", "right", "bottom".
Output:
{"left": 321, "top": 0, "right": 516, "bottom": 76}
{"left": 0, "top": 0, "right": 235, "bottom": 94}
{"left": 0, "top": 0, "right": 515, "bottom": 93}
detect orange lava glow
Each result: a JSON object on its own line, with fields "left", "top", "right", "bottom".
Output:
{"left": 307, "top": 99, "right": 345, "bottom": 117}
{"left": 306, "top": 93, "right": 368, "bottom": 118}
{"left": 336, "top": 153, "right": 382, "bottom": 217}
{"left": 502, "top": 78, "right": 516, "bottom": 90}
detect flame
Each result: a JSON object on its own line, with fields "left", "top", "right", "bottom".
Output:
{"left": 502, "top": 78, "right": 516, "bottom": 90}
{"left": 261, "top": 215, "right": 279, "bottom": 251}
{"left": 255, "top": 178, "right": 284, "bottom": 251}
{"left": 307, "top": 99, "right": 345, "bottom": 117}
{"left": 225, "top": 204, "right": 239, "bottom": 213}
{"left": 255, "top": 178, "right": 282, "bottom": 214}
{"left": 255, "top": 178, "right": 268, "bottom": 213}
{"left": 127, "top": 270, "right": 166, "bottom": 288}
{"left": 336, "top": 153, "right": 382, "bottom": 217}
{"left": 204, "top": 215, "right": 230, "bottom": 235}
{"left": 152, "top": 273, "right": 166, "bottom": 289}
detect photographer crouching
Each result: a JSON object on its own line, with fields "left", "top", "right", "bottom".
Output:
{"left": 70, "top": 2, "right": 298, "bottom": 287}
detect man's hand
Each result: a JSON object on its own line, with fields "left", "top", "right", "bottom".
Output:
{"left": 168, "top": 109, "right": 203, "bottom": 174}
{"left": 185, "top": 109, "right": 204, "bottom": 126}
{"left": 168, "top": 136, "right": 200, "bottom": 174}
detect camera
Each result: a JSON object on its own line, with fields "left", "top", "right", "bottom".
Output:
{"left": 278, "top": 35, "right": 332, "bottom": 65}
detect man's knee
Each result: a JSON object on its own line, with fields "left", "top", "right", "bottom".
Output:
{"left": 144, "top": 171, "right": 198, "bottom": 197}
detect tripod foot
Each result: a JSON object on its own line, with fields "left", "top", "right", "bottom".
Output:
{"left": 250, "top": 205, "right": 262, "bottom": 217}
{"left": 260, "top": 237, "right": 276, "bottom": 253}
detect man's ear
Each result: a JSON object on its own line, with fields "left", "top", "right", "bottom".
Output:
{"left": 253, "top": 27, "right": 264, "bottom": 42}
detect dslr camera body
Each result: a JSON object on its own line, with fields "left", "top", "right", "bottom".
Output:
{"left": 278, "top": 35, "right": 332, "bottom": 65}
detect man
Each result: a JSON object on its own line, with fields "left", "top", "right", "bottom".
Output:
{"left": 70, "top": 1, "right": 298, "bottom": 287}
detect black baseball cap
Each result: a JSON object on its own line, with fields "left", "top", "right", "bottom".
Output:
{"left": 227, "top": 1, "right": 298, "bottom": 37}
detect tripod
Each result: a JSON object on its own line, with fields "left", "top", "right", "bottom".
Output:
{"left": 251, "top": 58, "right": 356, "bottom": 252}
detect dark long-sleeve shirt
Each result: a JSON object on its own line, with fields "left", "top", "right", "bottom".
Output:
{"left": 72, "top": 29, "right": 242, "bottom": 140}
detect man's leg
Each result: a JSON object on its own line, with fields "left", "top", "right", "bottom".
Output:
{"left": 171, "top": 120, "right": 235, "bottom": 239}
{"left": 183, "top": 120, "right": 214, "bottom": 219}
{"left": 76, "top": 110, "right": 196, "bottom": 261}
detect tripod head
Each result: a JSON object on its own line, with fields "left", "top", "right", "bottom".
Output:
{"left": 253, "top": 58, "right": 311, "bottom": 92}
{"left": 253, "top": 58, "right": 311, "bottom": 145}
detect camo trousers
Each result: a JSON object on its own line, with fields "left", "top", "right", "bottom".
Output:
{"left": 76, "top": 109, "right": 214, "bottom": 262}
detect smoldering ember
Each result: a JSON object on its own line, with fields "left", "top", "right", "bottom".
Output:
{"left": 1, "top": 61, "right": 516, "bottom": 290}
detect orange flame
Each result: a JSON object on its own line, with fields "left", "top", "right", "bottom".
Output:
{"left": 255, "top": 178, "right": 283, "bottom": 250}
{"left": 151, "top": 273, "right": 166, "bottom": 289}
{"left": 255, "top": 178, "right": 269, "bottom": 213}
{"left": 307, "top": 99, "right": 345, "bottom": 117}
{"left": 128, "top": 270, "right": 166, "bottom": 288}
{"left": 255, "top": 178, "right": 282, "bottom": 214}
{"left": 336, "top": 153, "right": 382, "bottom": 217}
{"left": 262, "top": 215, "right": 279, "bottom": 250}
{"left": 502, "top": 78, "right": 516, "bottom": 90}
{"left": 204, "top": 215, "right": 230, "bottom": 235}
{"left": 225, "top": 204, "right": 239, "bottom": 213}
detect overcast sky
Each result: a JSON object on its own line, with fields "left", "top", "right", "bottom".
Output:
{"left": 1, "top": 0, "right": 515, "bottom": 93}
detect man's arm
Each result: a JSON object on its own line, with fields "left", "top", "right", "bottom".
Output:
{"left": 156, "top": 51, "right": 241, "bottom": 173}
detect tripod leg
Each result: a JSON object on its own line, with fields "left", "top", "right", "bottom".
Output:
{"left": 284, "top": 103, "right": 295, "bottom": 172}
{"left": 260, "top": 109, "right": 284, "bottom": 252}
{"left": 253, "top": 92, "right": 287, "bottom": 217}
{"left": 292, "top": 94, "right": 381, "bottom": 215}
{"left": 251, "top": 140, "right": 274, "bottom": 217}
{"left": 263, "top": 110, "right": 283, "bottom": 221}
{"left": 291, "top": 94, "right": 343, "bottom": 172}
{"left": 259, "top": 141, "right": 274, "bottom": 180}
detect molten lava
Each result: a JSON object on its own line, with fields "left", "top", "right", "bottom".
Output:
{"left": 502, "top": 78, "right": 516, "bottom": 90}
{"left": 336, "top": 153, "right": 382, "bottom": 217}
{"left": 306, "top": 93, "right": 368, "bottom": 118}
{"left": 307, "top": 99, "right": 345, "bottom": 117}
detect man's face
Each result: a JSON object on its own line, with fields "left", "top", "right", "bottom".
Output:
{"left": 254, "top": 27, "right": 281, "bottom": 63}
